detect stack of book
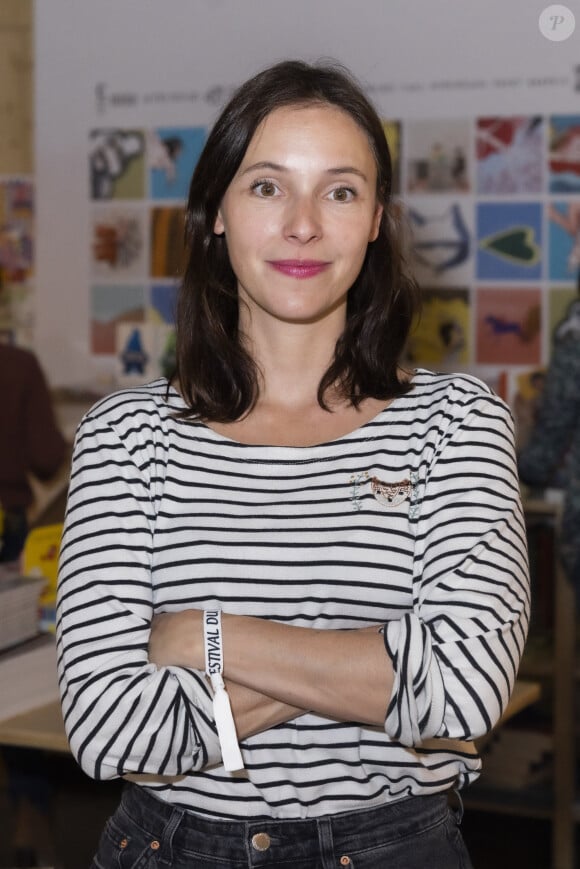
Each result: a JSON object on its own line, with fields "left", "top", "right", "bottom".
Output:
{"left": 0, "top": 573, "right": 45, "bottom": 651}
{"left": 0, "top": 633, "right": 59, "bottom": 721}
{"left": 0, "top": 572, "right": 59, "bottom": 722}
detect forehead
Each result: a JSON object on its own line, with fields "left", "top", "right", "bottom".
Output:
{"left": 240, "top": 103, "right": 377, "bottom": 169}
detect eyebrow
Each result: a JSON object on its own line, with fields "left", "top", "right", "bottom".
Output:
{"left": 240, "top": 161, "right": 369, "bottom": 182}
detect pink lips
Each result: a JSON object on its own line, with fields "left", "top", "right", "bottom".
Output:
{"left": 268, "top": 260, "right": 330, "bottom": 279}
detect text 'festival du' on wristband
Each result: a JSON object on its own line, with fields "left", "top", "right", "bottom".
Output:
{"left": 204, "top": 610, "right": 244, "bottom": 771}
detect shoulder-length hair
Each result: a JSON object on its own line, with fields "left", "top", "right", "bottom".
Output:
{"left": 174, "top": 59, "right": 419, "bottom": 421}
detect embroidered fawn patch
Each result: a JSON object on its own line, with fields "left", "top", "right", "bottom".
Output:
{"left": 370, "top": 475, "right": 412, "bottom": 507}
{"left": 349, "top": 470, "right": 420, "bottom": 516}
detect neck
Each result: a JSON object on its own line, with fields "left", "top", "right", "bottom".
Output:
{"left": 241, "top": 316, "right": 345, "bottom": 411}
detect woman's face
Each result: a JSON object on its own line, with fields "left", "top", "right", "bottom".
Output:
{"left": 214, "top": 103, "right": 383, "bottom": 330}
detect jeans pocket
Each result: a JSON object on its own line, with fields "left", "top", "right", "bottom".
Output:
{"left": 92, "top": 814, "right": 160, "bottom": 869}
{"left": 342, "top": 811, "right": 473, "bottom": 869}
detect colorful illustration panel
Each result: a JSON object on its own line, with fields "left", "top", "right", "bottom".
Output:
{"left": 406, "top": 119, "right": 470, "bottom": 193}
{"left": 405, "top": 197, "right": 474, "bottom": 286}
{"left": 91, "top": 284, "right": 146, "bottom": 355}
{"left": 0, "top": 180, "right": 34, "bottom": 283}
{"left": 149, "top": 127, "right": 206, "bottom": 200}
{"left": 406, "top": 287, "right": 470, "bottom": 369}
{"left": 89, "top": 129, "right": 146, "bottom": 199}
{"left": 476, "top": 287, "right": 541, "bottom": 365}
{"left": 150, "top": 206, "right": 187, "bottom": 278}
{"left": 115, "top": 322, "right": 174, "bottom": 384}
{"left": 549, "top": 115, "right": 580, "bottom": 194}
{"left": 148, "top": 282, "right": 178, "bottom": 325}
{"left": 2, "top": 179, "right": 34, "bottom": 220}
{"left": 91, "top": 206, "right": 147, "bottom": 278}
{"left": 548, "top": 201, "right": 580, "bottom": 281}
{"left": 476, "top": 116, "right": 543, "bottom": 194}
{"left": 476, "top": 202, "right": 542, "bottom": 280}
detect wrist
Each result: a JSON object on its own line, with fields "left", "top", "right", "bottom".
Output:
{"left": 203, "top": 609, "right": 244, "bottom": 771}
{"left": 218, "top": 613, "right": 258, "bottom": 681}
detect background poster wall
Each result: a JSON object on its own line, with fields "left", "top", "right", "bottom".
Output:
{"left": 0, "top": 0, "right": 33, "bottom": 345}
{"left": 35, "top": 0, "right": 580, "bottom": 397}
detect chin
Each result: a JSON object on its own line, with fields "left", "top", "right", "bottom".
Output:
{"left": 277, "top": 310, "right": 340, "bottom": 326}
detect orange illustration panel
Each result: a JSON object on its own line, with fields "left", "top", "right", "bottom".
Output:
{"left": 476, "top": 287, "right": 542, "bottom": 365}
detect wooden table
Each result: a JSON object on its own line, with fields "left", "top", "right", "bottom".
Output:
{"left": 0, "top": 699, "right": 68, "bottom": 753}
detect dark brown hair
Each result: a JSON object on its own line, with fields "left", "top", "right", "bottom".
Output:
{"left": 174, "top": 59, "right": 419, "bottom": 421}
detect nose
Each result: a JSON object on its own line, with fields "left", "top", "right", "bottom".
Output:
{"left": 284, "top": 195, "right": 322, "bottom": 244}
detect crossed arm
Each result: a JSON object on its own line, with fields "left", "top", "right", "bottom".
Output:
{"left": 148, "top": 612, "right": 393, "bottom": 739}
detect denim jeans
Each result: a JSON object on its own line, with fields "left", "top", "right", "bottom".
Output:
{"left": 91, "top": 783, "right": 473, "bottom": 868}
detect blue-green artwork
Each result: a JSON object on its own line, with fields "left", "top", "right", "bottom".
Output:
{"left": 476, "top": 202, "right": 543, "bottom": 280}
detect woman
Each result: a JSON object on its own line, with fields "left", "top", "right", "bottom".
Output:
{"left": 57, "top": 60, "right": 529, "bottom": 868}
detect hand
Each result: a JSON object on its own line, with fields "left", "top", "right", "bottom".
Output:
{"left": 148, "top": 609, "right": 205, "bottom": 670}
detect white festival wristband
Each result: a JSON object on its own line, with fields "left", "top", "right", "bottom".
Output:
{"left": 203, "top": 610, "right": 244, "bottom": 772}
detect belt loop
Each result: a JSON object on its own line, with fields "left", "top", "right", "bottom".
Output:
{"left": 317, "top": 815, "right": 335, "bottom": 869}
{"left": 158, "top": 805, "right": 185, "bottom": 866}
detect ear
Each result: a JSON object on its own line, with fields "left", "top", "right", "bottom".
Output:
{"left": 368, "top": 203, "right": 383, "bottom": 243}
{"left": 214, "top": 210, "right": 225, "bottom": 236}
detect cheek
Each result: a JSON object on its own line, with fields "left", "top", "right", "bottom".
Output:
{"left": 223, "top": 228, "right": 266, "bottom": 280}
{"left": 336, "top": 238, "right": 373, "bottom": 287}
{"left": 227, "top": 220, "right": 276, "bottom": 258}
{"left": 340, "top": 227, "right": 374, "bottom": 265}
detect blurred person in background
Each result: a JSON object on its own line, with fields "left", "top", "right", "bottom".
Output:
{"left": 518, "top": 281, "right": 580, "bottom": 604}
{"left": 0, "top": 343, "right": 67, "bottom": 564}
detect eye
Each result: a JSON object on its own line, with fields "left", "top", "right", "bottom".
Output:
{"left": 251, "top": 179, "right": 279, "bottom": 197}
{"left": 329, "top": 186, "right": 356, "bottom": 202}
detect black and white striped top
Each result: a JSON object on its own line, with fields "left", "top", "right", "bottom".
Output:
{"left": 56, "top": 370, "right": 529, "bottom": 820}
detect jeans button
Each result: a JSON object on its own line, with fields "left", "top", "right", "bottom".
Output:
{"left": 251, "top": 832, "right": 271, "bottom": 851}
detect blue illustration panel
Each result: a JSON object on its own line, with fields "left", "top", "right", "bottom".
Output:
{"left": 150, "top": 283, "right": 178, "bottom": 325}
{"left": 149, "top": 127, "right": 207, "bottom": 200}
{"left": 476, "top": 202, "right": 542, "bottom": 280}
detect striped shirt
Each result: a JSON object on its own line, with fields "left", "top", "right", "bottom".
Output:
{"left": 56, "top": 369, "right": 530, "bottom": 820}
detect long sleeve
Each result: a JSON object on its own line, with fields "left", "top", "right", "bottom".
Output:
{"left": 56, "top": 409, "right": 222, "bottom": 780}
{"left": 384, "top": 385, "right": 530, "bottom": 745}
{"left": 56, "top": 374, "right": 531, "bottom": 816}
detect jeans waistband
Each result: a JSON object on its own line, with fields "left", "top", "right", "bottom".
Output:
{"left": 119, "top": 783, "right": 451, "bottom": 863}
